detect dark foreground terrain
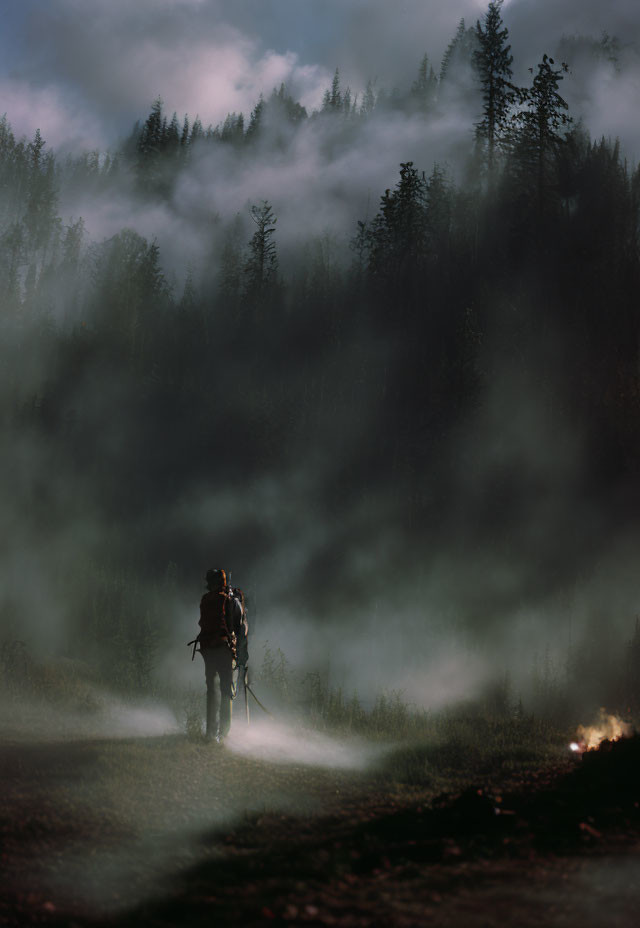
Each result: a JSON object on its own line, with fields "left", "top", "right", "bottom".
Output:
{"left": 2, "top": 714, "right": 640, "bottom": 928}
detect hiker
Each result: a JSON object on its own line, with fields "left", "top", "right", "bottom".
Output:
{"left": 197, "top": 568, "right": 248, "bottom": 742}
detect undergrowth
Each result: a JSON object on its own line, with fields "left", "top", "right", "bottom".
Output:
{"left": 1, "top": 634, "right": 635, "bottom": 783}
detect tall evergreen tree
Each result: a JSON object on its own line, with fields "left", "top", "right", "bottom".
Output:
{"left": 243, "top": 202, "right": 278, "bottom": 306}
{"left": 137, "top": 99, "right": 164, "bottom": 157}
{"left": 190, "top": 117, "right": 204, "bottom": 146}
{"left": 411, "top": 54, "right": 438, "bottom": 113}
{"left": 473, "top": 0, "right": 515, "bottom": 189}
{"left": 342, "top": 86, "right": 353, "bottom": 117}
{"left": 323, "top": 69, "right": 343, "bottom": 113}
{"left": 25, "top": 128, "right": 59, "bottom": 254}
{"left": 360, "top": 80, "right": 377, "bottom": 117}
{"left": 364, "top": 162, "right": 428, "bottom": 295}
{"left": 93, "top": 229, "right": 169, "bottom": 365}
{"left": 440, "top": 19, "right": 477, "bottom": 83}
{"left": 425, "top": 165, "right": 452, "bottom": 259}
{"left": 165, "top": 112, "right": 181, "bottom": 154}
{"left": 180, "top": 115, "right": 190, "bottom": 148}
{"left": 509, "top": 55, "right": 572, "bottom": 216}
{"left": 136, "top": 98, "right": 167, "bottom": 189}
{"left": 218, "top": 112, "right": 245, "bottom": 145}
{"left": 270, "top": 84, "right": 307, "bottom": 124}
{"left": 0, "top": 116, "right": 27, "bottom": 222}
{"left": 246, "top": 96, "right": 266, "bottom": 142}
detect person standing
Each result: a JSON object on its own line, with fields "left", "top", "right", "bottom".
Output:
{"left": 196, "top": 568, "right": 248, "bottom": 742}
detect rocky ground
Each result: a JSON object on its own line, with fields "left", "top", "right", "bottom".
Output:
{"left": 2, "top": 708, "right": 640, "bottom": 927}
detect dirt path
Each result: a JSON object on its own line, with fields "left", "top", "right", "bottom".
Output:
{"left": 2, "top": 719, "right": 640, "bottom": 927}
{"left": 0, "top": 721, "right": 375, "bottom": 924}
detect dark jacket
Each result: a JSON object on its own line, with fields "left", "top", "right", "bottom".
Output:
{"left": 199, "top": 587, "right": 248, "bottom": 662}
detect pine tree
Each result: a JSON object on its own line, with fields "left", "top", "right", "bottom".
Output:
{"left": 269, "top": 85, "right": 307, "bottom": 125}
{"left": 440, "top": 19, "right": 473, "bottom": 83}
{"left": 473, "top": 1, "right": 515, "bottom": 189}
{"left": 137, "top": 99, "right": 164, "bottom": 157}
{"left": 323, "top": 69, "right": 343, "bottom": 113}
{"left": 24, "top": 129, "right": 59, "bottom": 254}
{"left": 180, "top": 116, "right": 190, "bottom": 147}
{"left": 330, "top": 69, "right": 342, "bottom": 111}
{"left": 365, "top": 162, "right": 428, "bottom": 289}
{"left": 425, "top": 165, "right": 452, "bottom": 258}
{"left": 512, "top": 55, "right": 572, "bottom": 214}
{"left": 343, "top": 87, "right": 352, "bottom": 117}
{"left": 246, "top": 96, "right": 266, "bottom": 142}
{"left": 190, "top": 117, "right": 204, "bottom": 146}
{"left": 165, "top": 112, "right": 180, "bottom": 154}
{"left": 411, "top": 54, "right": 438, "bottom": 113}
{"left": 0, "top": 114, "right": 16, "bottom": 167}
{"left": 360, "top": 80, "right": 377, "bottom": 117}
{"left": 136, "top": 98, "right": 166, "bottom": 188}
{"left": 93, "top": 229, "right": 169, "bottom": 365}
{"left": 243, "top": 202, "right": 278, "bottom": 306}
{"left": 0, "top": 115, "right": 22, "bottom": 222}
{"left": 217, "top": 113, "right": 244, "bottom": 144}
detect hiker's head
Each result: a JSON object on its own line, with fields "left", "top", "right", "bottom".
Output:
{"left": 206, "top": 568, "right": 227, "bottom": 591}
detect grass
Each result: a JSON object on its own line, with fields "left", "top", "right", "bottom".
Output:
{"left": 375, "top": 708, "right": 566, "bottom": 791}
{"left": 242, "top": 644, "right": 572, "bottom": 792}
{"left": 0, "top": 635, "right": 590, "bottom": 790}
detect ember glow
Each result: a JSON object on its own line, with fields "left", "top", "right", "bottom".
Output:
{"left": 571, "top": 709, "right": 633, "bottom": 753}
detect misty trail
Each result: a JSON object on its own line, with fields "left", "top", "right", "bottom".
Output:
{"left": 0, "top": 705, "right": 384, "bottom": 920}
{"left": 0, "top": 695, "right": 181, "bottom": 743}
{"left": 225, "top": 717, "right": 388, "bottom": 769}
{"left": 4, "top": 701, "right": 640, "bottom": 927}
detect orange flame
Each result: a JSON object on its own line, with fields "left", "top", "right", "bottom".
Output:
{"left": 574, "top": 708, "right": 632, "bottom": 752}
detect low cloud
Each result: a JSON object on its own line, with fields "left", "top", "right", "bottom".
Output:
{"left": 8, "top": 0, "right": 332, "bottom": 148}
{"left": 4, "top": 0, "right": 640, "bottom": 160}
{"left": 0, "top": 79, "right": 107, "bottom": 151}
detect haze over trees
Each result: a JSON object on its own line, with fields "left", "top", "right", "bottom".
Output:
{"left": 1, "top": 1, "right": 639, "bottom": 702}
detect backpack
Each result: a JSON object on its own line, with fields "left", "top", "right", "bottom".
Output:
{"left": 199, "top": 589, "right": 236, "bottom": 655}
{"left": 231, "top": 587, "right": 249, "bottom": 665}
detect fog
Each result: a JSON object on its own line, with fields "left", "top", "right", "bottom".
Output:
{"left": 225, "top": 719, "right": 386, "bottom": 769}
{"left": 2, "top": 0, "right": 640, "bottom": 729}
{"left": 0, "top": 689, "right": 180, "bottom": 741}
{"left": 4, "top": 0, "right": 640, "bottom": 151}
{"left": 5, "top": 13, "right": 640, "bottom": 928}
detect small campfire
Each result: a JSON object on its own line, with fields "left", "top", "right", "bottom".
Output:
{"left": 569, "top": 708, "right": 633, "bottom": 755}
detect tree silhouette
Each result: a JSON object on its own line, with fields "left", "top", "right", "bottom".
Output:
{"left": 473, "top": 0, "right": 515, "bottom": 189}
{"left": 513, "top": 54, "right": 572, "bottom": 214}
{"left": 243, "top": 202, "right": 278, "bottom": 307}
{"left": 411, "top": 54, "right": 438, "bottom": 113}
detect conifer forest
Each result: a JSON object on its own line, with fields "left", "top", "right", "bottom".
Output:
{"left": 3, "top": 2, "right": 640, "bottom": 700}
{"left": 5, "top": 3, "right": 640, "bottom": 926}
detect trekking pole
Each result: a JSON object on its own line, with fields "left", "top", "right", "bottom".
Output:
{"left": 244, "top": 665, "right": 250, "bottom": 725}
{"left": 245, "top": 682, "right": 273, "bottom": 718}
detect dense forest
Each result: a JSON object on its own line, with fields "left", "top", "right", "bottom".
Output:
{"left": 1, "top": 2, "right": 640, "bottom": 706}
